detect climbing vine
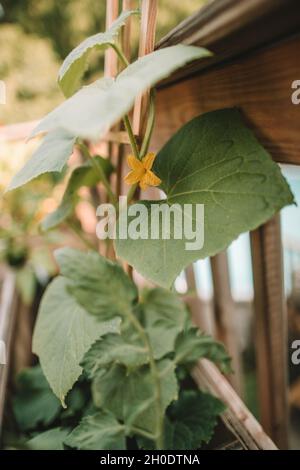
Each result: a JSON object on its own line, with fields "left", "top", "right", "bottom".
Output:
{"left": 7, "top": 10, "right": 293, "bottom": 450}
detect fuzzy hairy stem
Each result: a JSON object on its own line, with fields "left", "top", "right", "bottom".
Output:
{"left": 123, "top": 114, "right": 140, "bottom": 160}
{"left": 78, "top": 142, "right": 117, "bottom": 206}
{"left": 126, "top": 307, "right": 164, "bottom": 449}
{"left": 67, "top": 221, "right": 97, "bottom": 251}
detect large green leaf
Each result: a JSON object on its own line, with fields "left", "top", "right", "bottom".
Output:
{"left": 16, "top": 364, "right": 49, "bottom": 390}
{"left": 13, "top": 46, "right": 208, "bottom": 192}
{"left": 92, "top": 360, "right": 178, "bottom": 434}
{"left": 41, "top": 156, "right": 114, "bottom": 231}
{"left": 55, "top": 247, "right": 138, "bottom": 319}
{"left": 82, "top": 332, "right": 149, "bottom": 374}
{"left": 140, "top": 390, "right": 225, "bottom": 450}
{"left": 116, "top": 109, "right": 294, "bottom": 287}
{"left": 7, "top": 129, "right": 75, "bottom": 191}
{"left": 140, "top": 288, "right": 188, "bottom": 359}
{"left": 166, "top": 390, "right": 225, "bottom": 449}
{"left": 32, "top": 276, "right": 120, "bottom": 406}
{"left": 64, "top": 411, "right": 126, "bottom": 450}
{"left": 31, "top": 46, "right": 210, "bottom": 141}
{"left": 30, "top": 77, "right": 114, "bottom": 140}
{"left": 175, "top": 326, "right": 231, "bottom": 374}
{"left": 58, "top": 10, "right": 139, "bottom": 97}
{"left": 137, "top": 417, "right": 191, "bottom": 451}
{"left": 27, "top": 428, "right": 70, "bottom": 451}
{"left": 13, "top": 366, "right": 61, "bottom": 431}
{"left": 41, "top": 197, "right": 76, "bottom": 232}
{"left": 164, "top": 419, "right": 194, "bottom": 450}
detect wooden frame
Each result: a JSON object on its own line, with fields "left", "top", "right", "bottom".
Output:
{"left": 153, "top": 34, "right": 300, "bottom": 165}
{"left": 156, "top": 0, "right": 300, "bottom": 85}
{"left": 2, "top": 0, "right": 295, "bottom": 451}
{"left": 119, "top": 0, "right": 277, "bottom": 450}
{"left": 151, "top": 0, "right": 298, "bottom": 449}
{"left": 250, "top": 215, "right": 288, "bottom": 448}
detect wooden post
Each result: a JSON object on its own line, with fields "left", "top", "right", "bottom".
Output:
{"left": 210, "top": 252, "right": 244, "bottom": 396}
{"left": 11, "top": 299, "right": 34, "bottom": 375}
{"left": 250, "top": 214, "right": 289, "bottom": 449}
{"left": 0, "top": 271, "right": 18, "bottom": 435}
{"left": 185, "top": 264, "right": 215, "bottom": 335}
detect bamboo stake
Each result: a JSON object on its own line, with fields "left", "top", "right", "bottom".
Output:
{"left": 122, "top": 0, "right": 134, "bottom": 62}
{"left": 104, "top": 0, "right": 120, "bottom": 260}
{"left": 104, "top": 0, "right": 119, "bottom": 78}
{"left": 133, "top": 0, "right": 158, "bottom": 137}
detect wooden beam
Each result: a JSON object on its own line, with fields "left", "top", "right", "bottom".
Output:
{"left": 250, "top": 215, "right": 289, "bottom": 449}
{"left": 156, "top": 0, "right": 300, "bottom": 85}
{"left": 152, "top": 34, "right": 300, "bottom": 165}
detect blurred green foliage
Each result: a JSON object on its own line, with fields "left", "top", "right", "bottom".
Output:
{"left": 1, "top": 0, "right": 106, "bottom": 59}
{"left": 1, "top": 1, "right": 209, "bottom": 58}
{"left": 0, "top": 0, "right": 209, "bottom": 123}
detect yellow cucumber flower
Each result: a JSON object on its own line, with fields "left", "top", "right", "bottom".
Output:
{"left": 124, "top": 153, "right": 162, "bottom": 191}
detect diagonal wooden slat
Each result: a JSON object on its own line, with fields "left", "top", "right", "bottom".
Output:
{"left": 192, "top": 359, "right": 277, "bottom": 450}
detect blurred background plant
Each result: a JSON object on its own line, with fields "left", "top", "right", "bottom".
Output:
{"left": 0, "top": 0, "right": 209, "bottom": 124}
{"left": 0, "top": 139, "right": 61, "bottom": 304}
{"left": 0, "top": 0, "right": 210, "bottom": 301}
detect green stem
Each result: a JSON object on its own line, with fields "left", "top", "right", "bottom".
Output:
{"left": 131, "top": 426, "right": 157, "bottom": 442}
{"left": 111, "top": 44, "right": 140, "bottom": 204}
{"left": 123, "top": 115, "right": 140, "bottom": 160}
{"left": 126, "top": 182, "right": 138, "bottom": 204}
{"left": 124, "top": 91, "right": 156, "bottom": 204}
{"left": 78, "top": 142, "right": 117, "bottom": 206}
{"left": 123, "top": 114, "right": 140, "bottom": 204}
{"left": 67, "top": 221, "right": 97, "bottom": 251}
{"left": 112, "top": 43, "right": 130, "bottom": 68}
{"left": 126, "top": 308, "right": 164, "bottom": 449}
{"left": 112, "top": 45, "right": 155, "bottom": 206}
{"left": 140, "top": 90, "right": 156, "bottom": 158}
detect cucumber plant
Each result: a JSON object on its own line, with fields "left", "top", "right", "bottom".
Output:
{"left": 7, "top": 10, "right": 294, "bottom": 450}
